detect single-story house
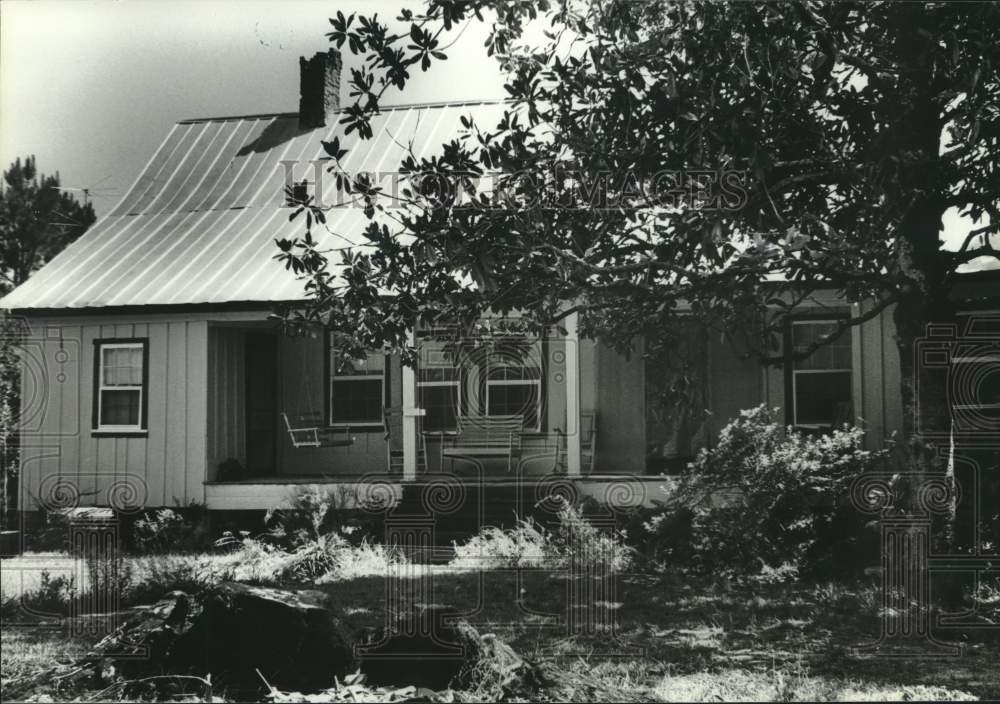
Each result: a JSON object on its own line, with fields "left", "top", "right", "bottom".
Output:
{"left": 3, "top": 50, "right": 989, "bottom": 514}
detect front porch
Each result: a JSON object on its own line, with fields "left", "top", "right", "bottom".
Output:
{"left": 205, "top": 313, "right": 636, "bottom": 491}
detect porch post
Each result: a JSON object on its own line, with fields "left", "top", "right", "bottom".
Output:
{"left": 402, "top": 330, "right": 419, "bottom": 481}
{"left": 565, "top": 311, "right": 582, "bottom": 477}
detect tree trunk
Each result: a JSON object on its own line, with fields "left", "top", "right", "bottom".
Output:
{"left": 894, "top": 290, "right": 955, "bottom": 452}
{"left": 887, "top": 2, "right": 957, "bottom": 528}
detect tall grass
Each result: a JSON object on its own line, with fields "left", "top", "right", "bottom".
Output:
{"left": 451, "top": 500, "right": 633, "bottom": 572}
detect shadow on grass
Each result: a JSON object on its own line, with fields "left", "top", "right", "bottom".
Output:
{"left": 313, "top": 568, "right": 1000, "bottom": 700}
{"left": 2, "top": 567, "right": 998, "bottom": 701}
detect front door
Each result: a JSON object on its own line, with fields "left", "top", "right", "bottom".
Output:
{"left": 245, "top": 333, "right": 278, "bottom": 476}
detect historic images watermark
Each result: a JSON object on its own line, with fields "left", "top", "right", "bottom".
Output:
{"left": 280, "top": 160, "right": 749, "bottom": 212}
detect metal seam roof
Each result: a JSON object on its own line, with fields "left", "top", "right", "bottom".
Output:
{"left": 1, "top": 101, "right": 509, "bottom": 310}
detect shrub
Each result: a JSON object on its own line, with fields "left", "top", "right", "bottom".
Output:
{"left": 595, "top": 500, "right": 694, "bottom": 567}
{"left": 130, "top": 503, "right": 211, "bottom": 554}
{"left": 210, "top": 531, "right": 297, "bottom": 584}
{"left": 548, "top": 499, "right": 634, "bottom": 572}
{"left": 452, "top": 522, "right": 549, "bottom": 570}
{"left": 23, "top": 509, "right": 73, "bottom": 552}
{"left": 265, "top": 485, "right": 386, "bottom": 550}
{"left": 0, "top": 571, "right": 77, "bottom": 621}
{"left": 212, "top": 526, "right": 408, "bottom": 585}
{"left": 315, "top": 539, "right": 410, "bottom": 582}
{"left": 281, "top": 532, "right": 352, "bottom": 581}
{"left": 452, "top": 500, "right": 633, "bottom": 572}
{"left": 85, "top": 549, "right": 134, "bottom": 606}
{"left": 645, "top": 405, "right": 889, "bottom": 578}
{"left": 123, "top": 554, "right": 220, "bottom": 604}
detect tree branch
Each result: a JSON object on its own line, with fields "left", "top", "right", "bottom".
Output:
{"left": 756, "top": 293, "right": 898, "bottom": 366}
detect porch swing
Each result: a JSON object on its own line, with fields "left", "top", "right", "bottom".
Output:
{"left": 281, "top": 359, "right": 354, "bottom": 449}
{"left": 281, "top": 411, "right": 354, "bottom": 448}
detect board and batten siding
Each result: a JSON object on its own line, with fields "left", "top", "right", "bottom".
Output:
{"left": 758, "top": 302, "right": 903, "bottom": 447}
{"left": 18, "top": 317, "right": 208, "bottom": 510}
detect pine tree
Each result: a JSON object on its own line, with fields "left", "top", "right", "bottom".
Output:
{"left": 0, "top": 155, "right": 96, "bottom": 295}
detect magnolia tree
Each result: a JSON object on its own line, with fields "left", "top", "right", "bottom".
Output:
{"left": 278, "top": 1, "right": 999, "bottom": 451}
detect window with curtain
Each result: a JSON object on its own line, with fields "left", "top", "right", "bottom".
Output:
{"left": 95, "top": 341, "right": 147, "bottom": 430}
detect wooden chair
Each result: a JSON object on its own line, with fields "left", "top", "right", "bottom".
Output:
{"left": 440, "top": 414, "right": 524, "bottom": 473}
{"left": 281, "top": 412, "right": 353, "bottom": 448}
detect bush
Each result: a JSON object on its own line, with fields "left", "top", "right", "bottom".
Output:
{"left": 123, "top": 554, "right": 220, "bottom": 604}
{"left": 549, "top": 499, "right": 634, "bottom": 572}
{"left": 452, "top": 500, "right": 633, "bottom": 572}
{"left": 209, "top": 530, "right": 408, "bottom": 584}
{"left": 0, "top": 570, "right": 77, "bottom": 621}
{"left": 264, "top": 486, "right": 386, "bottom": 550}
{"left": 452, "top": 522, "right": 549, "bottom": 569}
{"left": 23, "top": 509, "right": 73, "bottom": 552}
{"left": 315, "top": 540, "right": 410, "bottom": 582}
{"left": 130, "top": 503, "right": 211, "bottom": 554}
{"left": 645, "top": 405, "right": 889, "bottom": 578}
{"left": 212, "top": 489, "right": 408, "bottom": 585}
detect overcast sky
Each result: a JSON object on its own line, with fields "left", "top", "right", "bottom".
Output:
{"left": 0, "top": 0, "right": 506, "bottom": 217}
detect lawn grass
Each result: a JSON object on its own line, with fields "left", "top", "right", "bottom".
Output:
{"left": 1, "top": 624, "right": 92, "bottom": 684}
{"left": 2, "top": 559, "right": 998, "bottom": 701}
{"left": 310, "top": 566, "right": 998, "bottom": 700}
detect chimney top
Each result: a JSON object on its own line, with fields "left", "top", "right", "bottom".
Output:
{"left": 299, "top": 50, "right": 342, "bottom": 129}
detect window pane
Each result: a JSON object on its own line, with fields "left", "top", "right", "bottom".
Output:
{"left": 487, "top": 383, "right": 538, "bottom": 428}
{"left": 421, "top": 384, "right": 459, "bottom": 431}
{"left": 331, "top": 378, "right": 383, "bottom": 423}
{"left": 421, "top": 367, "right": 460, "bottom": 383}
{"left": 331, "top": 345, "right": 384, "bottom": 376}
{"left": 103, "top": 346, "right": 143, "bottom": 386}
{"left": 795, "top": 371, "right": 852, "bottom": 426}
{"left": 101, "top": 389, "right": 140, "bottom": 426}
{"left": 487, "top": 365, "right": 540, "bottom": 381}
{"left": 793, "top": 323, "right": 852, "bottom": 370}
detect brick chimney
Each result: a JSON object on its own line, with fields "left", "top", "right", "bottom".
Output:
{"left": 298, "top": 50, "right": 342, "bottom": 129}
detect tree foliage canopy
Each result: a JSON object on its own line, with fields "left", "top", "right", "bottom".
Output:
{"left": 278, "top": 1, "right": 999, "bottom": 382}
{"left": 0, "top": 155, "right": 96, "bottom": 295}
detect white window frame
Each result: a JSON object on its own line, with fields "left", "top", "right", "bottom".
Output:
{"left": 485, "top": 374, "right": 543, "bottom": 432}
{"left": 418, "top": 373, "right": 463, "bottom": 432}
{"left": 96, "top": 342, "right": 145, "bottom": 432}
{"left": 329, "top": 351, "right": 385, "bottom": 427}
{"left": 790, "top": 319, "right": 853, "bottom": 429}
